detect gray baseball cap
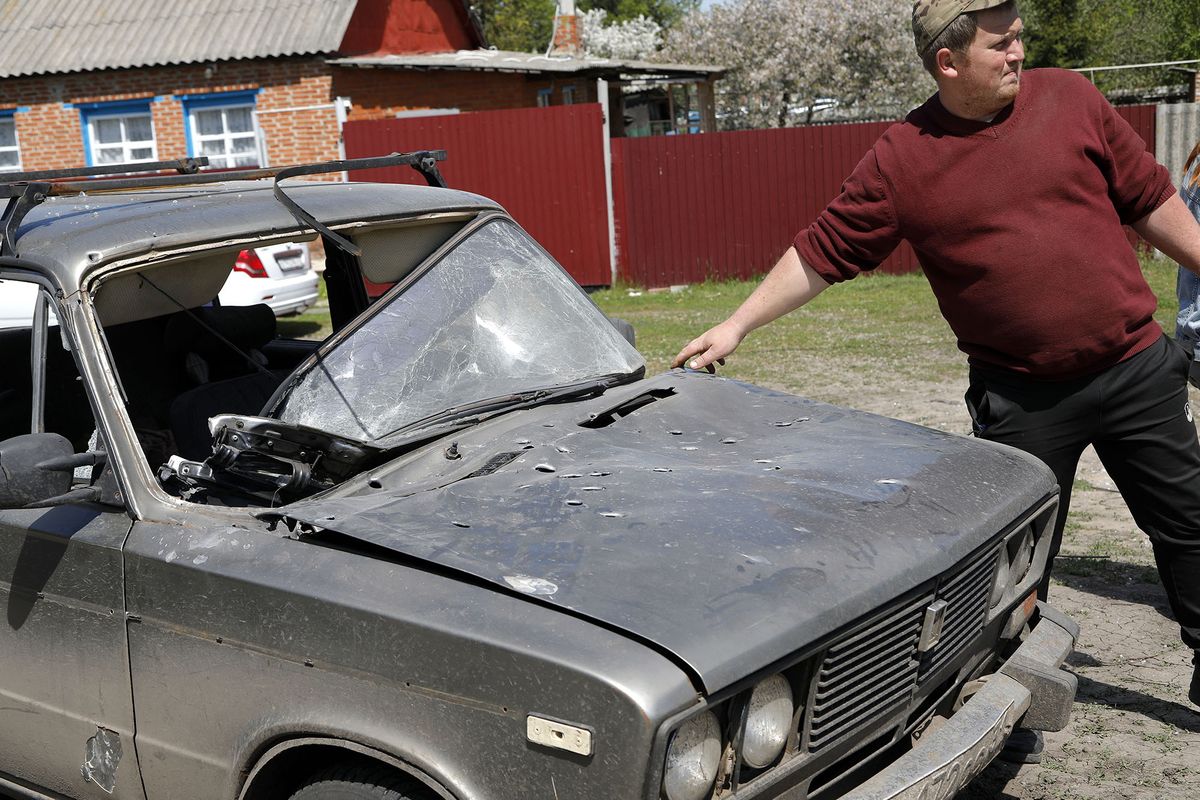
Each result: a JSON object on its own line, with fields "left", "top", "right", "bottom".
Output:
{"left": 912, "top": 0, "right": 1009, "bottom": 54}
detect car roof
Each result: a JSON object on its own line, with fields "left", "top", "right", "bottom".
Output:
{"left": 11, "top": 179, "right": 502, "bottom": 291}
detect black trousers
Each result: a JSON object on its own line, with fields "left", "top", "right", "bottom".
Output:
{"left": 965, "top": 334, "right": 1200, "bottom": 652}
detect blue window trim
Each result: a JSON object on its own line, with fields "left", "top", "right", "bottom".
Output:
{"left": 179, "top": 89, "right": 261, "bottom": 159}
{"left": 72, "top": 98, "right": 158, "bottom": 167}
{"left": 0, "top": 108, "right": 23, "bottom": 172}
{"left": 176, "top": 88, "right": 260, "bottom": 108}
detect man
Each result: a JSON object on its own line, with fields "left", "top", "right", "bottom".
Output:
{"left": 673, "top": 0, "right": 1200, "bottom": 758}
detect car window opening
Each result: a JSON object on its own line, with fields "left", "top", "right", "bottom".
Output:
{"left": 137, "top": 218, "right": 642, "bottom": 508}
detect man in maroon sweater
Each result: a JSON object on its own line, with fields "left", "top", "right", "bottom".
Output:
{"left": 674, "top": 0, "right": 1200, "bottom": 734}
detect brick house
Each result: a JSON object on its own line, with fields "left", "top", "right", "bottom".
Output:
{"left": 0, "top": 0, "right": 721, "bottom": 174}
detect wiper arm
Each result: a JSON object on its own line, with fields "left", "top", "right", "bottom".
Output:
{"left": 384, "top": 373, "right": 638, "bottom": 440}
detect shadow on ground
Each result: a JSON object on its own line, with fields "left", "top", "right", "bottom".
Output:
{"left": 1052, "top": 556, "right": 1175, "bottom": 620}
{"left": 1073, "top": 673, "right": 1200, "bottom": 731}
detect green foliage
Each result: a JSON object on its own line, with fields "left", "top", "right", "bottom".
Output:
{"left": 1019, "top": 0, "right": 1200, "bottom": 92}
{"left": 1020, "top": 0, "right": 1089, "bottom": 68}
{"left": 579, "top": 0, "right": 698, "bottom": 27}
{"left": 471, "top": 0, "right": 694, "bottom": 52}
{"left": 472, "top": 0, "right": 556, "bottom": 52}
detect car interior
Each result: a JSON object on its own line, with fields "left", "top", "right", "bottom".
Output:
{"left": 1, "top": 216, "right": 480, "bottom": 508}
{"left": 1, "top": 209, "right": 644, "bottom": 510}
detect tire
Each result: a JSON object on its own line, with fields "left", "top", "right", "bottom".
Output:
{"left": 288, "top": 763, "right": 430, "bottom": 800}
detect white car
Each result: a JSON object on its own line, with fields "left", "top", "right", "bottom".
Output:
{"left": 0, "top": 279, "right": 43, "bottom": 328}
{"left": 0, "top": 243, "right": 319, "bottom": 329}
{"left": 216, "top": 241, "right": 319, "bottom": 316}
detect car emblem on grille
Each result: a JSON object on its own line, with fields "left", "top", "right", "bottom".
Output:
{"left": 918, "top": 599, "right": 949, "bottom": 653}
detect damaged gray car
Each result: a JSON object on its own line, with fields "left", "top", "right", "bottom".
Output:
{"left": 0, "top": 152, "right": 1078, "bottom": 800}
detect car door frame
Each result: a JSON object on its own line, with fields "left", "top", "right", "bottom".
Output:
{"left": 0, "top": 267, "right": 146, "bottom": 799}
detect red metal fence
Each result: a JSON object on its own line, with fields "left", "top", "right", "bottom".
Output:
{"left": 343, "top": 104, "right": 612, "bottom": 286}
{"left": 612, "top": 124, "right": 920, "bottom": 287}
{"left": 1117, "top": 104, "right": 1156, "bottom": 157}
{"left": 612, "top": 104, "right": 1157, "bottom": 287}
{"left": 344, "top": 102, "right": 1158, "bottom": 288}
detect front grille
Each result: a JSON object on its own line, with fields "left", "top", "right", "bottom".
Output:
{"left": 921, "top": 547, "right": 1000, "bottom": 678}
{"left": 807, "top": 595, "right": 925, "bottom": 752}
{"left": 805, "top": 543, "right": 1000, "bottom": 754}
{"left": 717, "top": 501, "right": 1058, "bottom": 799}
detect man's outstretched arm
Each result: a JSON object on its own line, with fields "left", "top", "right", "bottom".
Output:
{"left": 671, "top": 246, "right": 831, "bottom": 371}
{"left": 1132, "top": 193, "right": 1200, "bottom": 275}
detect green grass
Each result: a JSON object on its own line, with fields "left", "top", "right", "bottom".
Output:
{"left": 591, "top": 271, "right": 959, "bottom": 389}
{"left": 592, "top": 253, "right": 1182, "bottom": 393}
{"left": 276, "top": 278, "right": 331, "bottom": 341}
{"left": 276, "top": 252, "right": 1183, "bottom": 392}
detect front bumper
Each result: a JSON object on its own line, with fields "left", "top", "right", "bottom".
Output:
{"left": 840, "top": 603, "right": 1078, "bottom": 800}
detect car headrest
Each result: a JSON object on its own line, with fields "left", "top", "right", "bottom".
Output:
{"left": 163, "top": 304, "right": 276, "bottom": 364}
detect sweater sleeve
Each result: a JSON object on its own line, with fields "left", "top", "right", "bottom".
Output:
{"left": 1095, "top": 87, "right": 1175, "bottom": 224}
{"left": 793, "top": 148, "right": 901, "bottom": 284}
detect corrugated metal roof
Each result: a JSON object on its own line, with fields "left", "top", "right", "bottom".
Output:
{"left": 330, "top": 50, "right": 725, "bottom": 78}
{"left": 0, "top": 0, "right": 359, "bottom": 79}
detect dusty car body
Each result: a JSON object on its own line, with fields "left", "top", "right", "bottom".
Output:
{"left": 0, "top": 154, "right": 1078, "bottom": 800}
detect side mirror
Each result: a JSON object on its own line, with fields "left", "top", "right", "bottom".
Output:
{"left": 0, "top": 433, "right": 73, "bottom": 507}
{"left": 607, "top": 316, "right": 636, "bottom": 347}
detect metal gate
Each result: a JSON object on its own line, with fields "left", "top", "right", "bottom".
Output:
{"left": 343, "top": 104, "right": 612, "bottom": 286}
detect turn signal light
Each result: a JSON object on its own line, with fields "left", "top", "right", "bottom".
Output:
{"left": 233, "top": 249, "right": 268, "bottom": 278}
{"left": 1002, "top": 589, "right": 1039, "bottom": 638}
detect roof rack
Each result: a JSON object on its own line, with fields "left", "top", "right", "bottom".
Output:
{"left": 0, "top": 157, "right": 208, "bottom": 194}
{"left": 0, "top": 150, "right": 449, "bottom": 258}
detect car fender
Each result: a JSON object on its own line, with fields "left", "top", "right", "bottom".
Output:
{"left": 237, "top": 735, "right": 460, "bottom": 800}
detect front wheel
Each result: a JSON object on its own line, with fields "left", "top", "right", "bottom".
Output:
{"left": 288, "top": 763, "right": 430, "bottom": 800}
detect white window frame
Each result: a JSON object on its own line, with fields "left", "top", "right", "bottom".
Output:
{"left": 0, "top": 116, "right": 22, "bottom": 172}
{"left": 87, "top": 110, "right": 157, "bottom": 166}
{"left": 537, "top": 88, "right": 552, "bottom": 108}
{"left": 187, "top": 102, "right": 264, "bottom": 169}
{"left": 562, "top": 85, "right": 577, "bottom": 105}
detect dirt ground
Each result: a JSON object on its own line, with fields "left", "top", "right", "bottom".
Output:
{"left": 807, "top": 372, "right": 1200, "bottom": 800}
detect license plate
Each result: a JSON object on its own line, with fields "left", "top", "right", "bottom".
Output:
{"left": 840, "top": 673, "right": 1031, "bottom": 800}
{"left": 276, "top": 253, "right": 305, "bottom": 273}
{"left": 894, "top": 709, "right": 1014, "bottom": 800}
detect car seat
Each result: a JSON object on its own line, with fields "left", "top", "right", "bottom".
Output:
{"left": 166, "top": 304, "right": 289, "bottom": 460}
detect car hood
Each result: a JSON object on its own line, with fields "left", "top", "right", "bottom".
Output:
{"left": 271, "top": 372, "right": 1056, "bottom": 693}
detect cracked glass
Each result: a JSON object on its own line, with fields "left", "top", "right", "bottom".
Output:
{"left": 273, "top": 219, "right": 644, "bottom": 441}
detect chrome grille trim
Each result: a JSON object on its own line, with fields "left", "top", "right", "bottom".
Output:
{"left": 921, "top": 547, "right": 1000, "bottom": 678}
{"left": 807, "top": 595, "right": 925, "bottom": 751}
{"left": 805, "top": 542, "right": 1002, "bottom": 753}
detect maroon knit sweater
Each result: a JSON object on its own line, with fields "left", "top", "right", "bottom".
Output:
{"left": 793, "top": 68, "right": 1175, "bottom": 379}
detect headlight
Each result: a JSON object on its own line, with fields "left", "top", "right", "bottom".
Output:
{"left": 988, "top": 551, "right": 1011, "bottom": 609}
{"left": 663, "top": 711, "right": 721, "bottom": 800}
{"left": 1009, "top": 527, "right": 1035, "bottom": 584}
{"left": 742, "top": 674, "right": 792, "bottom": 768}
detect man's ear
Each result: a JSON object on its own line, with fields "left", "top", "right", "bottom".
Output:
{"left": 935, "top": 47, "right": 960, "bottom": 79}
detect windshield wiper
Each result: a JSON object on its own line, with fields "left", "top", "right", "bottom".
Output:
{"left": 382, "top": 371, "right": 642, "bottom": 441}
{"left": 161, "top": 372, "right": 642, "bottom": 504}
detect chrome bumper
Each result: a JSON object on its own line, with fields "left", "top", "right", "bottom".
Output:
{"left": 841, "top": 604, "right": 1078, "bottom": 800}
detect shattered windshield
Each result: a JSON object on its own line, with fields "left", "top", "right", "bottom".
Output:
{"left": 270, "top": 218, "right": 644, "bottom": 441}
